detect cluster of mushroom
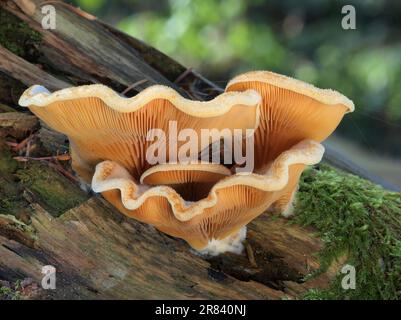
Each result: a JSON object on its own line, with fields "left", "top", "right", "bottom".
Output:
{"left": 19, "top": 71, "right": 354, "bottom": 255}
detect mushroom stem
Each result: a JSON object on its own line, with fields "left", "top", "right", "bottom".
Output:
{"left": 196, "top": 227, "right": 247, "bottom": 256}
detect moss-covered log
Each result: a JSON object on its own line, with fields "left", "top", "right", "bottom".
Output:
{"left": 0, "top": 0, "right": 400, "bottom": 300}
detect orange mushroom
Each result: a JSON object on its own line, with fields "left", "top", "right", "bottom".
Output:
{"left": 19, "top": 71, "right": 354, "bottom": 255}
{"left": 19, "top": 84, "right": 260, "bottom": 182}
{"left": 225, "top": 71, "right": 354, "bottom": 214}
{"left": 92, "top": 139, "right": 324, "bottom": 253}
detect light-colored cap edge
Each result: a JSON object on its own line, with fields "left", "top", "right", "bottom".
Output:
{"left": 139, "top": 162, "right": 232, "bottom": 184}
{"left": 19, "top": 84, "right": 261, "bottom": 118}
{"left": 226, "top": 70, "right": 354, "bottom": 112}
{"left": 91, "top": 139, "right": 324, "bottom": 222}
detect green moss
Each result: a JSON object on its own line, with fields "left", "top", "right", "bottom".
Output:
{"left": 0, "top": 146, "right": 28, "bottom": 218}
{"left": 0, "top": 7, "right": 42, "bottom": 58}
{"left": 0, "top": 285, "right": 21, "bottom": 300}
{"left": 1, "top": 141, "right": 87, "bottom": 218}
{"left": 0, "top": 180, "right": 27, "bottom": 217}
{"left": 0, "top": 146, "right": 18, "bottom": 174}
{"left": 295, "top": 164, "right": 401, "bottom": 300}
{"left": 0, "top": 213, "right": 36, "bottom": 235}
{"left": 16, "top": 163, "right": 88, "bottom": 217}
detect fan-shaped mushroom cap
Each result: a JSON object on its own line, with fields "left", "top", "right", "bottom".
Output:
{"left": 226, "top": 71, "right": 354, "bottom": 172}
{"left": 19, "top": 84, "right": 261, "bottom": 182}
{"left": 92, "top": 139, "right": 324, "bottom": 250}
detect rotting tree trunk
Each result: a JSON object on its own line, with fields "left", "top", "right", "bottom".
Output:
{"left": 0, "top": 0, "right": 341, "bottom": 299}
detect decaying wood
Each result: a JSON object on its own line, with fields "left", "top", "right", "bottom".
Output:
{"left": 0, "top": 112, "right": 38, "bottom": 139}
{"left": 0, "top": 182, "right": 337, "bottom": 299}
{"left": 0, "top": 0, "right": 342, "bottom": 299}
{"left": 0, "top": 198, "right": 335, "bottom": 299}
{"left": 0, "top": 45, "right": 71, "bottom": 90}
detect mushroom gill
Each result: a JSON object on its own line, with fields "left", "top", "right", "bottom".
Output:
{"left": 226, "top": 70, "right": 354, "bottom": 172}
{"left": 225, "top": 71, "right": 354, "bottom": 214}
{"left": 140, "top": 162, "right": 231, "bottom": 201}
{"left": 19, "top": 84, "right": 261, "bottom": 182}
{"left": 92, "top": 139, "right": 324, "bottom": 253}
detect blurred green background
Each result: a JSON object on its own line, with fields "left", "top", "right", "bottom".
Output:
{"left": 71, "top": 0, "right": 401, "bottom": 185}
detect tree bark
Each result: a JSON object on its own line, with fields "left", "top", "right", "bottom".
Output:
{"left": 0, "top": 0, "right": 340, "bottom": 299}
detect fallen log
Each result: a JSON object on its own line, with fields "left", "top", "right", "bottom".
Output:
{"left": 0, "top": 0, "right": 385, "bottom": 299}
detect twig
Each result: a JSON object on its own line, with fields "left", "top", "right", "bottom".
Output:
{"left": 174, "top": 67, "right": 193, "bottom": 84}
{"left": 8, "top": 133, "right": 36, "bottom": 152}
{"left": 121, "top": 79, "right": 148, "bottom": 96}
{"left": 13, "top": 152, "right": 78, "bottom": 183}
{"left": 185, "top": 90, "right": 198, "bottom": 100}
{"left": 25, "top": 136, "right": 32, "bottom": 158}
{"left": 46, "top": 161, "right": 80, "bottom": 183}
{"left": 13, "top": 154, "right": 71, "bottom": 162}
{"left": 190, "top": 69, "right": 224, "bottom": 93}
{"left": 5, "top": 141, "right": 18, "bottom": 148}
